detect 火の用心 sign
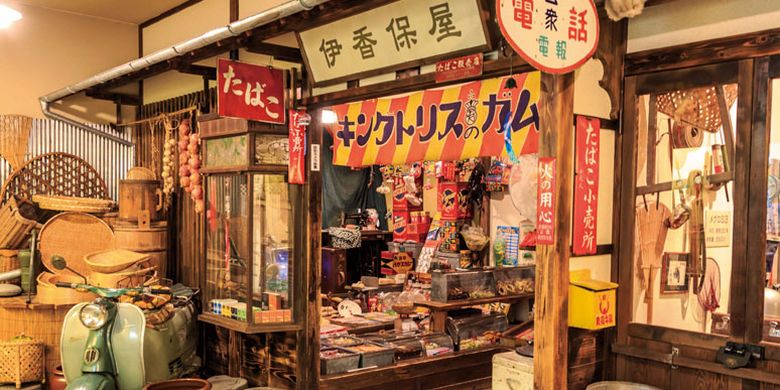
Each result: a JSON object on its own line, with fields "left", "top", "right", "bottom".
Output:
{"left": 298, "top": 0, "right": 490, "bottom": 86}
{"left": 326, "top": 72, "right": 540, "bottom": 167}
{"left": 496, "top": 0, "right": 599, "bottom": 74}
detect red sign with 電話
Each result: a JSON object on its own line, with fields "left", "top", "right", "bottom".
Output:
{"left": 288, "top": 110, "right": 309, "bottom": 184}
{"left": 435, "top": 53, "right": 484, "bottom": 83}
{"left": 573, "top": 116, "right": 600, "bottom": 255}
{"left": 496, "top": 0, "right": 599, "bottom": 74}
{"left": 537, "top": 157, "right": 556, "bottom": 245}
{"left": 217, "top": 59, "right": 286, "bottom": 124}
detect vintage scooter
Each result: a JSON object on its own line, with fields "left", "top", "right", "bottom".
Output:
{"left": 53, "top": 258, "right": 198, "bottom": 390}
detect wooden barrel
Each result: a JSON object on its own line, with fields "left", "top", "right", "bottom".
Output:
{"left": 112, "top": 220, "right": 168, "bottom": 278}
{"left": 113, "top": 221, "right": 167, "bottom": 252}
{"left": 119, "top": 179, "right": 163, "bottom": 222}
{"left": 143, "top": 250, "right": 167, "bottom": 279}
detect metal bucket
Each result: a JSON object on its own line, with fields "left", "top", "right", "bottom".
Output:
{"left": 587, "top": 382, "right": 662, "bottom": 390}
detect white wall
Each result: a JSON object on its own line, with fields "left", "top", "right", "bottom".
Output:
{"left": 141, "top": 0, "right": 302, "bottom": 104}
{"left": 627, "top": 0, "right": 780, "bottom": 53}
{"left": 0, "top": 1, "right": 137, "bottom": 122}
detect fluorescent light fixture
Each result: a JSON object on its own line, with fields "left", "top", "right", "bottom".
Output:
{"left": 321, "top": 109, "right": 338, "bottom": 125}
{"left": 0, "top": 4, "right": 22, "bottom": 29}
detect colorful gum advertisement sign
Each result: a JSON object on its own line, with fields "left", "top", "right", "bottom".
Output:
{"left": 326, "top": 72, "right": 540, "bottom": 167}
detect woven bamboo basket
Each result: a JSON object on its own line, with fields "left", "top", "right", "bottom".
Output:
{"left": 656, "top": 85, "right": 738, "bottom": 132}
{"left": 0, "top": 250, "right": 20, "bottom": 285}
{"left": 31, "top": 195, "right": 115, "bottom": 214}
{"left": 0, "top": 303, "right": 69, "bottom": 373}
{"left": 0, "top": 199, "right": 37, "bottom": 250}
{"left": 0, "top": 337, "right": 45, "bottom": 388}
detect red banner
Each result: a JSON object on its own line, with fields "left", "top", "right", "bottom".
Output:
{"left": 573, "top": 116, "right": 600, "bottom": 255}
{"left": 217, "top": 59, "right": 286, "bottom": 124}
{"left": 435, "top": 53, "right": 483, "bottom": 84}
{"left": 537, "top": 157, "right": 556, "bottom": 245}
{"left": 288, "top": 110, "right": 308, "bottom": 184}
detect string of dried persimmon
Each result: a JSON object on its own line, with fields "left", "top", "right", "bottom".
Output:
{"left": 177, "top": 118, "right": 204, "bottom": 213}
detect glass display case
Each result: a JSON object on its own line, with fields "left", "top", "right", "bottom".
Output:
{"left": 199, "top": 115, "right": 302, "bottom": 334}
{"left": 430, "top": 269, "right": 497, "bottom": 302}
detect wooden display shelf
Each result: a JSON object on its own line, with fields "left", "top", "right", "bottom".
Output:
{"left": 0, "top": 296, "right": 79, "bottom": 311}
{"left": 198, "top": 312, "right": 302, "bottom": 334}
{"left": 415, "top": 293, "right": 533, "bottom": 332}
{"left": 320, "top": 346, "right": 505, "bottom": 390}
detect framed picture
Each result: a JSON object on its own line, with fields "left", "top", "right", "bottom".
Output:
{"left": 661, "top": 252, "right": 690, "bottom": 294}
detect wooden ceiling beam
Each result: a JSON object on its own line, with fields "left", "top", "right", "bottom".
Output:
{"left": 140, "top": 0, "right": 203, "bottom": 29}
{"left": 90, "top": 0, "right": 374, "bottom": 92}
{"left": 245, "top": 42, "right": 302, "bottom": 63}
{"left": 85, "top": 90, "right": 140, "bottom": 106}
{"left": 178, "top": 64, "right": 217, "bottom": 80}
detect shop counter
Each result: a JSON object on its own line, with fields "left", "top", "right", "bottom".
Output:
{"left": 320, "top": 346, "right": 505, "bottom": 390}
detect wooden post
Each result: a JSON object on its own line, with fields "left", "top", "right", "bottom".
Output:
{"left": 533, "top": 72, "right": 575, "bottom": 390}
{"left": 298, "top": 108, "right": 323, "bottom": 388}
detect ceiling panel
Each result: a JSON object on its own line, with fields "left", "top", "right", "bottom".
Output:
{"left": 12, "top": 0, "right": 191, "bottom": 25}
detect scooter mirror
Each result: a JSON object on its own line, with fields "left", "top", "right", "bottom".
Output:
{"left": 50, "top": 255, "right": 67, "bottom": 270}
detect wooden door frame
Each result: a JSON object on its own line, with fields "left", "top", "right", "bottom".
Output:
{"left": 612, "top": 59, "right": 764, "bottom": 383}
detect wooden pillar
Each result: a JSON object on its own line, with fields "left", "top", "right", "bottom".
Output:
{"left": 298, "top": 108, "right": 323, "bottom": 389}
{"left": 533, "top": 72, "right": 575, "bottom": 390}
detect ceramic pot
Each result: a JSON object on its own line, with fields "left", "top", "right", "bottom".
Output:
{"left": 143, "top": 379, "right": 211, "bottom": 390}
{"left": 46, "top": 365, "right": 67, "bottom": 390}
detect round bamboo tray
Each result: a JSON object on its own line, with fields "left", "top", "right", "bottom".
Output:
{"left": 83, "top": 249, "right": 150, "bottom": 274}
{"left": 32, "top": 195, "right": 115, "bottom": 214}
{"left": 39, "top": 212, "right": 114, "bottom": 277}
{"left": 88, "top": 262, "right": 156, "bottom": 289}
{"left": 0, "top": 337, "right": 45, "bottom": 388}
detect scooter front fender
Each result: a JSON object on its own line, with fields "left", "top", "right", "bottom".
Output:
{"left": 66, "top": 373, "right": 116, "bottom": 390}
{"left": 61, "top": 302, "right": 146, "bottom": 390}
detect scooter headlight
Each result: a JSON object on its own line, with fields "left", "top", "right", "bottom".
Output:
{"left": 79, "top": 303, "right": 108, "bottom": 330}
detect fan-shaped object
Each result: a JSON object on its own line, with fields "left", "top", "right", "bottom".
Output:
{"left": 0, "top": 152, "right": 109, "bottom": 204}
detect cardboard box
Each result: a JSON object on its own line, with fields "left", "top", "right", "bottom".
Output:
{"left": 392, "top": 178, "right": 408, "bottom": 211}
{"left": 266, "top": 292, "right": 281, "bottom": 310}
{"left": 569, "top": 269, "right": 618, "bottom": 330}
{"left": 393, "top": 211, "right": 409, "bottom": 242}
